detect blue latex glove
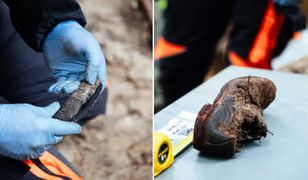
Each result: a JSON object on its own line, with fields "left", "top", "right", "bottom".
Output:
{"left": 274, "top": 0, "right": 300, "bottom": 6}
{"left": 0, "top": 102, "right": 81, "bottom": 160}
{"left": 43, "top": 20, "right": 106, "bottom": 94}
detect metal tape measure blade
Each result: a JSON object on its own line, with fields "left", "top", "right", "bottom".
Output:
{"left": 172, "top": 132, "right": 194, "bottom": 157}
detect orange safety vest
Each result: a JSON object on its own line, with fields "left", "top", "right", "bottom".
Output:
{"left": 25, "top": 151, "right": 82, "bottom": 180}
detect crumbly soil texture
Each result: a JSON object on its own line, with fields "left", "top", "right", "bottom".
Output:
{"left": 54, "top": 80, "right": 101, "bottom": 121}
{"left": 56, "top": 0, "right": 152, "bottom": 179}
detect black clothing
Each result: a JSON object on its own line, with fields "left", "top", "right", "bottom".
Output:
{"left": 0, "top": 1, "right": 106, "bottom": 179}
{"left": 155, "top": 0, "right": 306, "bottom": 106}
{"left": 3, "top": 0, "right": 86, "bottom": 50}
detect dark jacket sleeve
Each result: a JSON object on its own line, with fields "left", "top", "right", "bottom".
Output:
{"left": 3, "top": 0, "right": 87, "bottom": 51}
{"left": 276, "top": 3, "right": 306, "bottom": 31}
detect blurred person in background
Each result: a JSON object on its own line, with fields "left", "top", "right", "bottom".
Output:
{"left": 0, "top": 0, "right": 107, "bottom": 179}
{"left": 155, "top": 0, "right": 305, "bottom": 107}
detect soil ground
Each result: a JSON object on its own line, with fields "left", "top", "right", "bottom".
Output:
{"left": 57, "top": 1, "right": 152, "bottom": 179}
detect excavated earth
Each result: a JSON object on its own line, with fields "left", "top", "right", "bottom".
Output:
{"left": 56, "top": 0, "right": 152, "bottom": 179}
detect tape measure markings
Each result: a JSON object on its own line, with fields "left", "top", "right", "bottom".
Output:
{"left": 154, "top": 111, "right": 197, "bottom": 177}
{"left": 159, "top": 111, "right": 197, "bottom": 141}
{"left": 173, "top": 132, "right": 194, "bottom": 157}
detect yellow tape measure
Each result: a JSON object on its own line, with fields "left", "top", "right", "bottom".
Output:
{"left": 154, "top": 131, "right": 194, "bottom": 177}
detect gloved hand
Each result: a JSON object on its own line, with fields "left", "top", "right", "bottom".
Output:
{"left": 43, "top": 20, "right": 106, "bottom": 94}
{"left": 274, "top": 0, "right": 300, "bottom": 6}
{"left": 0, "top": 102, "right": 81, "bottom": 160}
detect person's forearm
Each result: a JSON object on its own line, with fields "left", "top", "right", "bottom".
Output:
{"left": 4, "top": 0, "right": 86, "bottom": 51}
